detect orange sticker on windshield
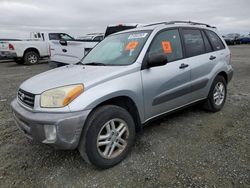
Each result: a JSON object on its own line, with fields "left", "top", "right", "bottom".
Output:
{"left": 125, "top": 41, "right": 139, "bottom": 51}
{"left": 162, "top": 41, "right": 172, "bottom": 54}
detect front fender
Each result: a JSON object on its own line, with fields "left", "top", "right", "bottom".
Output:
{"left": 68, "top": 71, "right": 145, "bottom": 122}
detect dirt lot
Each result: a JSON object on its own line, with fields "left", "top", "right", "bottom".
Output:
{"left": 0, "top": 45, "right": 249, "bottom": 188}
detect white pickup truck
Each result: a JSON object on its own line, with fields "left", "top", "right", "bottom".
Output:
{"left": 50, "top": 24, "right": 139, "bottom": 67}
{"left": 50, "top": 38, "right": 99, "bottom": 67}
{"left": 0, "top": 32, "right": 74, "bottom": 64}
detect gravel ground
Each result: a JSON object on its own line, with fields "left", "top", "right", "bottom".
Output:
{"left": 0, "top": 45, "right": 249, "bottom": 188}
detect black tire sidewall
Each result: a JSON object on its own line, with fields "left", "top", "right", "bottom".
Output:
{"left": 81, "top": 105, "right": 135, "bottom": 168}
{"left": 24, "top": 51, "right": 39, "bottom": 64}
{"left": 208, "top": 76, "right": 227, "bottom": 111}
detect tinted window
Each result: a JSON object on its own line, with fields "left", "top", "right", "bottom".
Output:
{"left": 148, "top": 29, "right": 183, "bottom": 62}
{"left": 49, "top": 33, "right": 60, "bottom": 40}
{"left": 201, "top": 31, "right": 213, "bottom": 53}
{"left": 182, "top": 29, "right": 205, "bottom": 57}
{"left": 205, "top": 30, "right": 225, "bottom": 51}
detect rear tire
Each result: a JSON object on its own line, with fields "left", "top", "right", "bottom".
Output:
{"left": 24, "top": 51, "right": 39, "bottom": 65}
{"left": 78, "top": 105, "right": 135, "bottom": 169}
{"left": 203, "top": 76, "right": 227, "bottom": 112}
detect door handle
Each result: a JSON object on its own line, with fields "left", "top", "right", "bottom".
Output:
{"left": 209, "top": 55, "right": 216, "bottom": 60}
{"left": 62, "top": 49, "right": 67, "bottom": 53}
{"left": 179, "top": 63, "right": 189, "bottom": 69}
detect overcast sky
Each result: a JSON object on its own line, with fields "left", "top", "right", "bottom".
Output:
{"left": 0, "top": 0, "right": 249, "bottom": 39}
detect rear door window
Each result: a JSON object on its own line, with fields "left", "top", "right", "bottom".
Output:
{"left": 182, "top": 29, "right": 205, "bottom": 57}
{"left": 205, "top": 30, "right": 225, "bottom": 51}
{"left": 148, "top": 29, "right": 183, "bottom": 62}
{"left": 49, "top": 33, "right": 60, "bottom": 40}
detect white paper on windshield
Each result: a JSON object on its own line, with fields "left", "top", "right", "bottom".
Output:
{"left": 128, "top": 33, "right": 148, "bottom": 39}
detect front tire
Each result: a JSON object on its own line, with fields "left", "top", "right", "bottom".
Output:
{"left": 24, "top": 51, "right": 39, "bottom": 65}
{"left": 78, "top": 105, "right": 135, "bottom": 168}
{"left": 203, "top": 76, "right": 227, "bottom": 112}
{"left": 14, "top": 58, "right": 24, "bottom": 65}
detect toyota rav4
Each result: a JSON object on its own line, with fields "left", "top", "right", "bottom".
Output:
{"left": 11, "top": 21, "right": 233, "bottom": 168}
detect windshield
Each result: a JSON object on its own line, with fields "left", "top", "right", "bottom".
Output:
{"left": 81, "top": 31, "right": 151, "bottom": 66}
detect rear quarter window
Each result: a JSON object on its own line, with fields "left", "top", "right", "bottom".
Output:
{"left": 205, "top": 30, "right": 225, "bottom": 51}
{"left": 201, "top": 30, "right": 213, "bottom": 53}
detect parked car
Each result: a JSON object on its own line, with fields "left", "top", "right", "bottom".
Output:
{"left": 76, "top": 33, "right": 104, "bottom": 41}
{"left": 50, "top": 24, "right": 140, "bottom": 67}
{"left": 240, "top": 34, "right": 250, "bottom": 44}
{"left": 11, "top": 21, "right": 233, "bottom": 168}
{"left": 223, "top": 33, "right": 241, "bottom": 45}
{"left": 0, "top": 32, "right": 74, "bottom": 64}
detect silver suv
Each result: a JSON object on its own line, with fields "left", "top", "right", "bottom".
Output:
{"left": 11, "top": 21, "right": 233, "bottom": 168}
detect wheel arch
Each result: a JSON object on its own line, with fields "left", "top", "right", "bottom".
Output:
{"left": 88, "top": 96, "right": 142, "bottom": 132}
{"left": 217, "top": 71, "right": 228, "bottom": 84}
{"left": 23, "top": 47, "right": 40, "bottom": 57}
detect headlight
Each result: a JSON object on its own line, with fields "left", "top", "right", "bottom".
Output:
{"left": 40, "top": 84, "right": 84, "bottom": 108}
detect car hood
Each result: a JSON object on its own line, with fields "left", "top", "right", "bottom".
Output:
{"left": 20, "top": 65, "right": 136, "bottom": 94}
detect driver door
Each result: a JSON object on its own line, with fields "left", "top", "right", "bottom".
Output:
{"left": 141, "top": 29, "right": 192, "bottom": 121}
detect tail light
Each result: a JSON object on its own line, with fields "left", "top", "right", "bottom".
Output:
{"left": 9, "top": 43, "right": 15, "bottom": 50}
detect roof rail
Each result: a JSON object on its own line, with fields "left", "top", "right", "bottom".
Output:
{"left": 144, "top": 21, "right": 216, "bottom": 28}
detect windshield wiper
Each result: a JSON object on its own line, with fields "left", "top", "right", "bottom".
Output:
{"left": 84, "top": 62, "right": 106, "bottom": 66}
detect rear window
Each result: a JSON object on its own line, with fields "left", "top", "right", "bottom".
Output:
{"left": 182, "top": 29, "right": 205, "bottom": 57}
{"left": 93, "top": 36, "right": 104, "bottom": 41}
{"left": 205, "top": 30, "right": 225, "bottom": 51}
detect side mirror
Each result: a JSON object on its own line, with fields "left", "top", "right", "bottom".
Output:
{"left": 59, "top": 40, "right": 67, "bottom": 46}
{"left": 147, "top": 54, "right": 168, "bottom": 68}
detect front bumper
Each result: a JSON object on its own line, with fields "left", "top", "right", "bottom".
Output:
{"left": 11, "top": 99, "right": 91, "bottom": 149}
{"left": 0, "top": 51, "right": 17, "bottom": 58}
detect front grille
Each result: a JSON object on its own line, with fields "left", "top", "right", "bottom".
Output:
{"left": 18, "top": 89, "right": 35, "bottom": 108}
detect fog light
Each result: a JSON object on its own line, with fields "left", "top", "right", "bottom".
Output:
{"left": 43, "top": 124, "right": 57, "bottom": 142}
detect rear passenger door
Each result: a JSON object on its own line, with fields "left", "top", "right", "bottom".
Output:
{"left": 180, "top": 28, "right": 220, "bottom": 101}
{"left": 205, "top": 29, "right": 227, "bottom": 65}
{"left": 141, "top": 29, "right": 192, "bottom": 121}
